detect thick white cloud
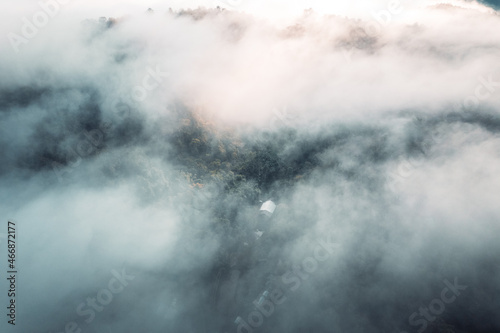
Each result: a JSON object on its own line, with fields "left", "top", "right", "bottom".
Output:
{"left": 1, "top": 1, "right": 500, "bottom": 332}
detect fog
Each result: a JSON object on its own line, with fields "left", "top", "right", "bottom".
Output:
{"left": 1, "top": 1, "right": 500, "bottom": 333}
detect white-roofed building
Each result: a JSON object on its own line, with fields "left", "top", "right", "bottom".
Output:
{"left": 259, "top": 200, "right": 276, "bottom": 217}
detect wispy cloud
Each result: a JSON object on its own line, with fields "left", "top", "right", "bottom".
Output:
{"left": 1, "top": 1, "right": 499, "bottom": 332}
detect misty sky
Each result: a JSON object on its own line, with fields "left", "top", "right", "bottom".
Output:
{"left": 1, "top": 1, "right": 500, "bottom": 333}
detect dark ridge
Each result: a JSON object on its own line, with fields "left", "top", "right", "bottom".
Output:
{"left": 0, "top": 86, "right": 49, "bottom": 110}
